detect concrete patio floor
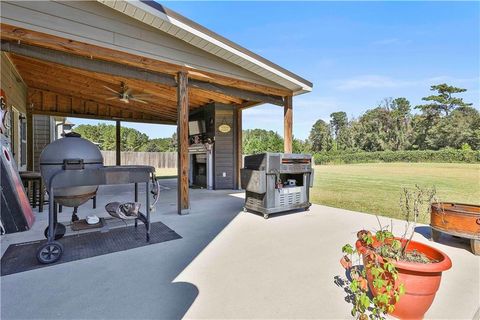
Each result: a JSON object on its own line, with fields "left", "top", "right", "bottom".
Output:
{"left": 1, "top": 179, "right": 479, "bottom": 319}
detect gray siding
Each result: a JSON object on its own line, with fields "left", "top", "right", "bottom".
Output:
{"left": 33, "top": 115, "right": 50, "bottom": 171}
{"left": 214, "top": 105, "right": 235, "bottom": 189}
{"left": 1, "top": 53, "right": 26, "bottom": 114}
{"left": 1, "top": 53, "right": 27, "bottom": 167}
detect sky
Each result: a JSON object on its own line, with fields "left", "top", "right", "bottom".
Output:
{"left": 70, "top": 1, "right": 479, "bottom": 140}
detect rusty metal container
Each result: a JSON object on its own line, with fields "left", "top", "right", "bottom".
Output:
{"left": 430, "top": 202, "right": 480, "bottom": 255}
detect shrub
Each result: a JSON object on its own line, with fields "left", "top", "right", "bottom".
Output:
{"left": 313, "top": 149, "right": 480, "bottom": 165}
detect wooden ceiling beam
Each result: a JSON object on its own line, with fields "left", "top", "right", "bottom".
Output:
{"left": 28, "top": 88, "right": 176, "bottom": 125}
{"left": 2, "top": 40, "right": 177, "bottom": 87}
{"left": 16, "top": 67, "right": 181, "bottom": 115}
{"left": 10, "top": 54, "right": 224, "bottom": 106}
{"left": 5, "top": 41, "right": 279, "bottom": 106}
{"left": 11, "top": 52, "right": 247, "bottom": 106}
{"left": 25, "top": 80, "right": 178, "bottom": 119}
{"left": 31, "top": 109, "right": 175, "bottom": 125}
{"left": 10, "top": 53, "right": 180, "bottom": 103}
{"left": 190, "top": 87, "right": 243, "bottom": 105}
{"left": 189, "top": 79, "right": 284, "bottom": 106}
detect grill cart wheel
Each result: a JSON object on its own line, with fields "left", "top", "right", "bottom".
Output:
{"left": 263, "top": 213, "right": 269, "bottom": 219}
{"left": 43, "top": 223, "right": 66, "bottom": 240}
{"left": 36, "top": 241, "right": 63, "bottom": 264}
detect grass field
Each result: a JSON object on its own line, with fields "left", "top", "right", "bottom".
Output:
{"left": 311, "top": 162, "right": 480, "bottom": 223}
{"left": 155, "top": 167, "right": 177, "bottom": 179}
{"left": 155, "top": 163, "right": 479, "bottom": 223}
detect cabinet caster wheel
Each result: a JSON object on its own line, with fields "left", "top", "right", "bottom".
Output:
{"left": 36, "top": 241, "right": 63, "bottom": 264}
{"left": 263, "top": 214, "right": 269, "bottom": 219}
{"left": 430, "top": 229, "right": 441, "bottom": 242}
{"left": 44, "top": 223, "right": 66, "bottom": 240}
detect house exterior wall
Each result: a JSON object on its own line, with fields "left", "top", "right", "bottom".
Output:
{"left": 32, "top": 115, "right": 52, "bottom": 172}
{"left": 213, "top": 104, "right": 236, "bottom": 189}
{"left": 1, "top": 53, "right": 27, "bottom": 170}
{"left": 188, "top": 103, "right": 239, "bottom": 190}
{"left": 0, "top": 1, "right": 282, "bottom": 89}
{"left": 1, "top": 53, "right": 26, "bottom": 114}
{"left": 1, "top": 53, "right": 57, "bottom": 172}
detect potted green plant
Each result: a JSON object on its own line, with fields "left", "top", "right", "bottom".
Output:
{"left": 340, "top": 186, "right": 452, "bottom": 320}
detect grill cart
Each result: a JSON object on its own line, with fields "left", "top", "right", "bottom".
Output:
{"left": 37, "top": 133, "right": 159, "bottom": 264}
{"left": 241, "top": 153, "right": 314, "bottom": 219}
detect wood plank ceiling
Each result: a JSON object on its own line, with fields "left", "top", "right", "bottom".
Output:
{"left": 1, "top": 23, "right": 292, "bottom": 125}
{"left": 9, "top": 53, "right": 249, "bottom": 124}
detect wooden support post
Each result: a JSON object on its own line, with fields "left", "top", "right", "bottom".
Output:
{"left": 115, "top": 120, "right": 121, "bottom": 166}
{"left": 26, "top": 110, "right": 33, "bottom": 171}
{"left": 177, "top": 72, "right": 190, "bottom": 214}
{"left": 284, "top": 95, "right": 293, "bottom": 153}
{"left": 235, "top": 107, "right": 243, "bottom": 190}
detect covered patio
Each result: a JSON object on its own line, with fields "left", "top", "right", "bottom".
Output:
{"left": 1, "top": 2, "right": 478, "bottom": 319}
{"left": 1, "top": 182, "right": 478, "bottom": 319}
{"left": 0, "top": 0, "right": 312, "bottom": 214}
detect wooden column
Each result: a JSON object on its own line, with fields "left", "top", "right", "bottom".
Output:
{"left": 115, "top": 120, "right": 121, "bottom": 166}
{"left": 235, "top": 107, "right": 242, "bottom": 190}
{"left": 26, "top": 110, "right": 33, "bottom": 171}
{"left": 177, "top": 72, "right": 190, "bottom": 214}
{"left": 284, "top": 95, "right": 293, "bottom": 153}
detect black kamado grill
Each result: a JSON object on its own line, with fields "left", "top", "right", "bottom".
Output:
{"left": 38, "top": 132, "right": 159, "bottom": 264}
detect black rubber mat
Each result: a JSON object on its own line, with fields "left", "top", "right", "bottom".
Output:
{"left": 1, "top": 221, "right": 181, "bottom": 276}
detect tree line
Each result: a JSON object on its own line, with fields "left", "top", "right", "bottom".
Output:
{"left": 245, "top": 83, "right": 478, "bottom": 154}
{"left": 309, "top": 83, "right": 478, "bottom": 153}
{"left": 74, "top": 83, "right": 478, "bottom": 155}
{"left": 74, "top": 123, "right": 177, "bottom": 152}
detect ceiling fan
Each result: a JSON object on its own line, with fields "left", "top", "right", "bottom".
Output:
{"left": 103, "top": 82, "right": 151, "bottom": 104}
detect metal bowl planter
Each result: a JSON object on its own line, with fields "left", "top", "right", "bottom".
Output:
{"left": 356, "top": 238, "right": 452, "bottom": 319}
{"left": 430, "top": 202, "right": 480, "bottom": 255}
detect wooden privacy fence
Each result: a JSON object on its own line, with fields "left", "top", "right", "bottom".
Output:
{"left": 101, "top": 151, "right": 177, "bottom": 168}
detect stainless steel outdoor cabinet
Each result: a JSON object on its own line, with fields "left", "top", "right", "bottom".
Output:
{"left": 241, "top": 153, "right": 314, "bottom": 219}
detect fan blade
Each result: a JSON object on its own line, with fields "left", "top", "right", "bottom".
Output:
{"left": 125, "top": 88, "right": 132, "bottom": 96}
{"left": 130, "top": 98, "right": 148, "bottom": 104}
{"left": 103, "top": 85, "right": 120, "bottom": 94}
{"left": 105, "top": 97, "right": 118, "bottom": 100}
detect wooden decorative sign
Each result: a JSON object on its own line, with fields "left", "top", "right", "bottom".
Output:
{"left": 218, "top": 124, "right": 231, "bottom": 133}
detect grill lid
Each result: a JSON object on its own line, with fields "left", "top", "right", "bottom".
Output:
{"left": 39, "top": 132, "right": 103, "bottom": 165}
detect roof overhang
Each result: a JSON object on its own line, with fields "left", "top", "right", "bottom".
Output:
{"left": 97, "top": 0, "right": 313, "bottom": 95}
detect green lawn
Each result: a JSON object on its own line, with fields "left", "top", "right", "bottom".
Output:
{"left": 311, "top": 162, "right": 480, "bottom": 223}
{"left": 155, "top": 167, "right": 177, "bottom": 179}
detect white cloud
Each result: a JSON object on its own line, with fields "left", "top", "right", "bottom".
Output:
{"left": 333, "top": 75, "right": 479, "bottom": 91}
{"left": 334, "top": 75, "right": 414, "bottom": 90}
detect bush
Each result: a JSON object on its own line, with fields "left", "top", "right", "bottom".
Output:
{"left": 313, "top": 149, "right": 480, "bottom": 165}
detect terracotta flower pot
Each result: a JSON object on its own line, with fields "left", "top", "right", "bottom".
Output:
{"left": 356, "top": 238, "right": 452, "bottom": 320}
{"left": 340, "top": 255, "right": 352, "bottom": 269}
